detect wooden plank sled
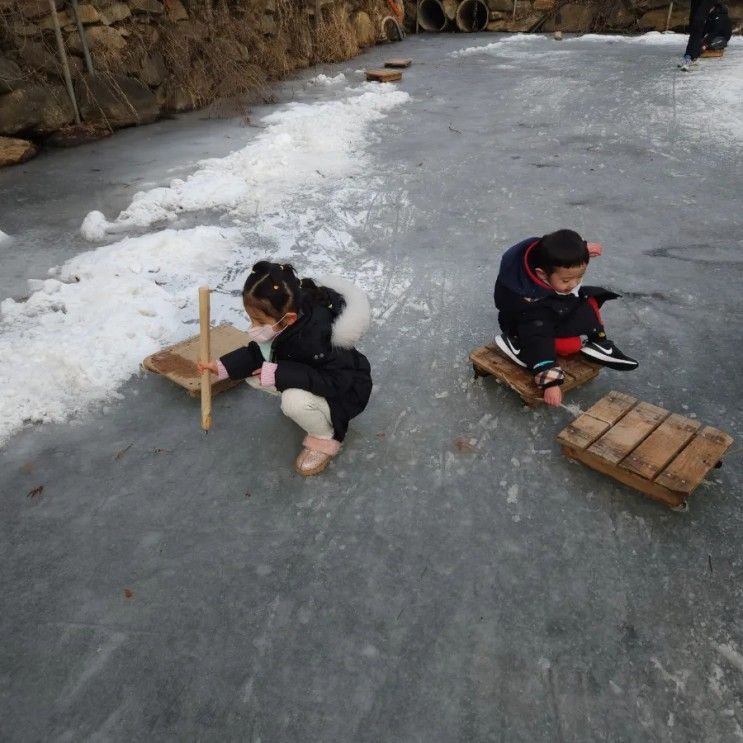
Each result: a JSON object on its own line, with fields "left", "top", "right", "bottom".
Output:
{"left": 470, "top": 344, "right": 600, "bottom": 406}
{"left": 384, "top": 58, "right": 412, "bottom": 68}
{"left": 366, "top": 68, "right": 403, "bottom": 82}
{"left": 558, "top": 391, "right": 734, "bottom": 511}
{"left": 701, "top": 49, "right": 724, "bottom": 58}
{"left": 143, "top": 324, "right": 249, "bottom": 398}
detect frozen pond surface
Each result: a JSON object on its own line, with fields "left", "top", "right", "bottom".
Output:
{"left": 1, "top": 32, "right": 742, "bottom": 742}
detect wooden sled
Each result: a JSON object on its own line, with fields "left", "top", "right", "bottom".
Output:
{"left": 366, "top": 68, "right": 403, "bottom": 83}
{"left": 143, "top": 324, "right": 249, "bottom": 398}
{"left": 701, "top": 49, "right": 724, "bottom": 58}
{"left": 384, "top": 58, "right": 412, "bottom": 68}
{"left": 558, "top": 391, "right": 734, "bottom": 511}
{"left": 470, "top": 344, "right": 600, "bottom": 407}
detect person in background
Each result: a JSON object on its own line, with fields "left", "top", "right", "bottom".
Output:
{"left": 679, "top": 1, "right": 732, "bottom": 71}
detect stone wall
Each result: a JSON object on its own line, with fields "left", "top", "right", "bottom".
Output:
{"left": 0, "top": 0, "right": 388, "bottom": 163}
{"left": 486, "top": 0, "right": 743, "bottom": 34}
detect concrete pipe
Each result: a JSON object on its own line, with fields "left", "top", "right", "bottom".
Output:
{"left": 455, "top": 0, "right": 489, "bottom": 32}
{"left": 418, "top": 0, "right": 447, "bottom": 32}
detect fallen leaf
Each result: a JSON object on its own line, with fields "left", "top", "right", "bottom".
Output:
{"left": 124, "top": 588, "right": 133, "bottom": 599}
{"left": 27, "top": 485, "right": 44, "bottom": 500}
{"left": 244, "top": 490, "right": 252, "bottom": 498}
{"left": 114, "top": 443, "right": 133, "bottom": 460}
{"left": 454, "top": 437, "right": 477, "bottom": 453}
{"left": 376, "top": 432, "right": 386, "bottom": 439}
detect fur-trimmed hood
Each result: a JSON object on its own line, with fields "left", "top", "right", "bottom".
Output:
{"left": 317, "top": 275, "right": 371, "bottom": 349}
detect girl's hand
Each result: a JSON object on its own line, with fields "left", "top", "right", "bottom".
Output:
{"left": 544, "top": 386, "right": 562, "bottom": 407}
{"left": 197, "top": 360, "right": 218, "bottom": 375}
{"left": 587, "top": 242, "right": 603, "bottom": 258}
{"left": 252, "top": 368, "right": 261, "bottom": 376}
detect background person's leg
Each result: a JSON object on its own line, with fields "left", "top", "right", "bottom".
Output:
{"left": 686, "top": 0, "right": 715, "bottom": 59}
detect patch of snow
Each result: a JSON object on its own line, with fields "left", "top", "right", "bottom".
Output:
{"left": 0, "top": 229, "right": 11, "bottom": 245}
{"left": 308, "top": 72, "right": 346, "bottom": 86}
{"left": 717, "top": 643, "right": 743, "bottom": 674}
{"left": 81, "top": 85, "right": 409, "bottom": 237}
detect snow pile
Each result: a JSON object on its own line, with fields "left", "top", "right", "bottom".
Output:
{"left": 0, "top": 81, "right": 410, "bottom": 445}
{"left": 0, "top": 227, "right": 239, "bottom": 443}
{"left": 81, "top": 85, "right": 409, "bottom": 236}
{"left": 0, "top": 229, "right": 11, "bottom": 245}
{"left": 308, "top": 72, "right": 347, "bottom": 86}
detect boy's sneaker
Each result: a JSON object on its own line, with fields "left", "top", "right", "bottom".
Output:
{"left": 580, "top": 338, "right": 638, "bottom": 370}
{"left": 495, "top": 333, "right": 527, "bottom": 368}
{"left": 677, "top": 55, "right": 696, "bottom": 71}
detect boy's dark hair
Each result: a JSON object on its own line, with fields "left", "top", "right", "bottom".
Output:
{"left": 243, "top": 261, "right": 335, "bottom": 317}
{"left": 531, "top": 229, "right": 589, "bottom": 274}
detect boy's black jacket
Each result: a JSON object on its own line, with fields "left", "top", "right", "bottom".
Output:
{"left": 220, "top": 286, "right": 372, "bottom": 442}
{"left": 494, "top": 237, "right": 619, "bottom": 369}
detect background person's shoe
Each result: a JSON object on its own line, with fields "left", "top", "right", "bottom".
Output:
{"left": 495, "top": 333, "right": 527, "bottom": 368}
{"left": 580, "top": 339, "right": 638, "bottom": 370}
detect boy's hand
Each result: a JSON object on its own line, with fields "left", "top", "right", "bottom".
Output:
{"left": 196, "top": 360, "right": 218, "bottom": 375}
{"left": 587, "top": 242, "right": 603, "bottom": 257}
{"left": 544, "top": 386, "right": 562, "bottom": 407}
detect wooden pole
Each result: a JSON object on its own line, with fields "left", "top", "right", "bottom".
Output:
{"left": 70, "top": 0, "right": 94, "bottom": 74}
{"left": 48, "top": 0, "right": 81, "bottom": 124}
{"left": 199, "top": 286, "right": 212, "bottom": 432}
{"left": 665, "top": 1, "right": 674, "bottom": 32}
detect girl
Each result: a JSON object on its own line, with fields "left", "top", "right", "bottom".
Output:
{"left": 198, "top": 262, "right": 372, "bottom": 476}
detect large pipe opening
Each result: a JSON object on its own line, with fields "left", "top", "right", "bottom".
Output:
{"left": 418, "top": 0, "right": 447, "bottom": 32}
{"left": 455, "top": 0, "right": 489, "bottom": 32}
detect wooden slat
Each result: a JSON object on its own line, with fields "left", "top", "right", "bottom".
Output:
{"left": 557, "top": 415, "right": 611, "bottom": 450}
{"left": 588, "top": 402, "right": 669, "bottom": 465}
{"left": 143, "top": 324, "right": 250, "bottom": 397}
{"left": 470, "top": 345, "right": 600, "bottom": 406}
{"left": 581, "top": 391, "right": 637, "bottom": 425}
{"left": 655, "top": 426, "right": 734, "bottom": 494}
{"left": 561, "top": 445, "right": 685, "bottom": 509}
{"left": 366, "top": 69, "right": 402, "bottom": 82}
{"left": 384, "top": 58, "right": 412, "bottom": 68}
{"left": 621, "top": 414, "right": 700, "bottom": 480}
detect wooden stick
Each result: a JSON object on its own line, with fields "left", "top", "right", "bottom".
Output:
{"left": 199, "top": 286, "right": 212, "bottom": 432}
{"left": 665, "top": 1, "right": 674, "bottom": 32}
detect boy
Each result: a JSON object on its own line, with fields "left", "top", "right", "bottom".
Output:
{"left": 493, "top": 229, "right": 638, "bottom": 407}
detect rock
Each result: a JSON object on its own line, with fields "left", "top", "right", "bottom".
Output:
{"left": 637, "top": 8, "right": 687, "bottom": 31}
{"left": 0, "top": 136, "right": 38, "bottom": 167}
{"left": 11, "top": 22, "right": 41, "bottom": 36}
{"left": 486, "top": 0, "right": 512, "bottom": 11}
{"left": 46, "top": 122, "right": 113, "bottom": 147}
{"left": 486, "top": 19, "right": 509, "bottom": 31}
{"left": 68, "top": 25, "right": 128, "bottom": 56}
{"left": 553, "top": 30, "right": 563, "bottom": 40}
{"left": 75, "top": 73, "right": 160, "bottom": 128}
{"left": 260, "top": 13, "right": 278, "bottom": 35}
{"left": 352, "top": 10, "right": 376, "bottom": 46}
{"left": 18, "top": 40, "right": 61, "bottom": 75}
{"left": 98, "top": 2, "right": 131, "bottom": 24}
{"left": 74, "top": 4, "right": 100, "bottom": 23}
{"left": 140, "top": 51, "right": 167, "bottom": 87}
{"left": 0, "top": 59, "right": 24, "bottom": 94}
{"left": 0, "top": 85, "right": 75, "bottom": 136}
{"left": 533, "top": 0, "right": 555, "bottom": 10}
{"left": 509, "top": 13, "right": 541, "bottom": 32}
{"left": 130, "top": 0, "right": 164, "bottom": 13}
{"left": 213, "top": 37, "right": 251, "bottom": 64}
{"left": 264, "top": 0, "right": 276, "bottom": 14}
{"left": 607, "top": 4, "right": 636, "bottom": 30}
{"left": 17, "top": 0, "right": 64, "bottom": 20}
{"left": 162, "top": 83, "right": 197, "bottom": 113}
{"left": 442, "top": 0, "right": 457, "bottom": 21}
{"left": 163, "top": 0, "right": 188, "bottom": 21}
{"left": 39, "top": 10, "right": 74, "bottom": 29}
{"left": 544, "top": 3, "right": 594, "bottom": 32}
{"left": 177, "top": 19, "right": 208, "bottom": 40}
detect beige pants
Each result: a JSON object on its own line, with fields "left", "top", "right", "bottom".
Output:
{"left": 246, "top": 377, "right": 335, "bottom": 440}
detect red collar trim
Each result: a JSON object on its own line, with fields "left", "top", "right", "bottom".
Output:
{"left": 523, "top": 239, "right": 552, "bottom": 290}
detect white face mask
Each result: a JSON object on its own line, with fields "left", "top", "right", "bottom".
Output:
{"left": 247, "top": 314, "right": 288, "bottom": 343}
